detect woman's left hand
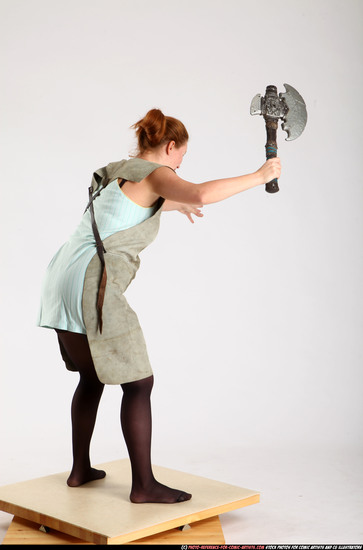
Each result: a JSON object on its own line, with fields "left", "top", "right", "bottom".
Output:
{"left": 177, "top": 203, "right": 204, "bottom": 223}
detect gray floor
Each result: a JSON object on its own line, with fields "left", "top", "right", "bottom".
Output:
{"left": 0, "top": 445, "right": 362, "bottom": 544}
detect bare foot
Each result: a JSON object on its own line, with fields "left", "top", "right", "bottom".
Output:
{"left": 130, "top": 480, "right": 192, "bottom": 504}
{"left": 67, "top": 467, "right": 106, "bottom": 487}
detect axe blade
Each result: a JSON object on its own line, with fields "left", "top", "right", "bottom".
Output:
{"left": 280, "top": 83, "right": 308, "bottom": 141}
{"left": 250, "top": 93, "right": 262, "bottom": 116}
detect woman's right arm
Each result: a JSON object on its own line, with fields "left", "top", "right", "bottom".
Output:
{"left": 148, "top": 158, "right": 281, "bottom": 205}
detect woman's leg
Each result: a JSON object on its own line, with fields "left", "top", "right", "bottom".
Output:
{"left": 121, "top": 375, "right": 192, "bottom": 503}
{"left": 56, "top": 330, "right": 106, "bottom": 487}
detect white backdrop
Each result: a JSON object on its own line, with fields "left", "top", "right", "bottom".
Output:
{"left": 0, "top": 0, "right": 362, "bottom": 513}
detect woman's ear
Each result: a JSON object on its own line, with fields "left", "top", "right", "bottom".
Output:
{"left": 166, "top": 140, "right": 176, "bottom": 155}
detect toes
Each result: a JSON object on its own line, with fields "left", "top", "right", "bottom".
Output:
{"left": 177, "top": 492, "right": 192, "bottom": 502}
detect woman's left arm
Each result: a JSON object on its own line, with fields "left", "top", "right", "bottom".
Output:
{"left": 162, "top": 200, "right": 204, "bottom": 224}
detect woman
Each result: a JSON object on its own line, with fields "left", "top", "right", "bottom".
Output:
{"left": 37, "top": 108, "right": 281, "bottom": 504}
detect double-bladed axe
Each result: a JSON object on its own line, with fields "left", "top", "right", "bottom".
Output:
{"left": 250, "top": 84, "right": 307, "bottom": 193}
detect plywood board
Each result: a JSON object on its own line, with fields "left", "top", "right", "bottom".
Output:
{"left": 3, "top": 514, "right": 225, "bottom": 545}
{"left": 0, "top": 459, "right": 259, "bottom": 545}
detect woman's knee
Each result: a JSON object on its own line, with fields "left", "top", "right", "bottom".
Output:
{"left": 121, "top": 375, "right": 154, "bottom": 396}
{"left": 56, "top": 329, "right": 101, "bottom": 385}
{"left": 77, "top": 374, "right": 105, "bottom": 395}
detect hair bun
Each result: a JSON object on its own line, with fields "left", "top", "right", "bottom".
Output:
{"left": 131, "top": 108, "right": 189, "bottom": 154}
{"left": 137, "top": 108, "right": 166, "bottom": 148}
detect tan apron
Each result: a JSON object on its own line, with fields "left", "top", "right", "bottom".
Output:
{"left": 78, "top": 158, "right": 166, "bottom": 385}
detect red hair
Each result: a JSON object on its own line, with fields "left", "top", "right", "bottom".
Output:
{"left": 131, "top": 108, "right": 189, "bottom": 153}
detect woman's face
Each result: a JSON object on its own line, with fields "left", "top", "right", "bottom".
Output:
{"left": 168, "top": 141, "right": 188, "bottom": 170}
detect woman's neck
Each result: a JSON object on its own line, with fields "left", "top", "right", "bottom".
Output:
{"left": 136, "top": 150, "right": 165, "bottom": 164}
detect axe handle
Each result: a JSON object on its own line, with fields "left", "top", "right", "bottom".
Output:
{"left": 264, "top": 118, "right": 279, "bottom": 193}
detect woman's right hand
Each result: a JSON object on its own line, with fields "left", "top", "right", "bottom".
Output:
{"left": 256, "top": 158, "right": 281, "bottom": 185}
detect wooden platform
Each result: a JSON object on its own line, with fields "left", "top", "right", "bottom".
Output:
{"left": 0, "top": 459, "right": 259, "bottom": 545}
{"left": 3, "top": 515, "right": 224, "bottom": 545}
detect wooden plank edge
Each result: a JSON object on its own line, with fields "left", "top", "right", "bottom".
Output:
{"left": 3, "top": 516, "right": 92, "bottom": 546}
{"left": 125, "top": 516, "right": 225, "bottom": 546}
{"left": 107, "top": 493, "right": 260, "bottom": 545}
{"left": 0, "top": 501, "right": 107, "bottom": 545}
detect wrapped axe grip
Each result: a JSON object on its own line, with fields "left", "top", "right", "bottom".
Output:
{"left": 265, "top": 118, "right": 279, "bottom": 193}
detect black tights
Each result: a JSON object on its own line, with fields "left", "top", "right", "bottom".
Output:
{"left": 56, "top": 330, "right": 191, "bottom": 503}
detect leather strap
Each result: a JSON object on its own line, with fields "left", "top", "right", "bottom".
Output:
{"left": 85, "top": 179, "right": 127, "bottom": 333}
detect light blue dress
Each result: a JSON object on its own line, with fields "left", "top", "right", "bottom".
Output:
{"left": 37, "top": 179, "right": 157, "bottom": 334}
